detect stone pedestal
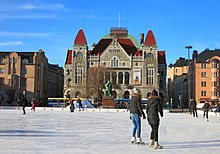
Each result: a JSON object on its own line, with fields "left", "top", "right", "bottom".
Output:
{"left": 102, "top": 96, "right": 114, "bottom": 108}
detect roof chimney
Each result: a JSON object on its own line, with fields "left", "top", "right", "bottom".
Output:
{"left": 140, "top": 33, "right": 144, "bottom": 45}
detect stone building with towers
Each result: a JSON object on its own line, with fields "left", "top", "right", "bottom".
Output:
{"left": 64, "top": 27, "right": 167, "bottom": 105}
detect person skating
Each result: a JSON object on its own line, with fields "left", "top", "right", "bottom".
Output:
{"left": 78, "top": 97, "right": 84, "bottom": 111}
{"left": 20, "top": 95, "right": 28, "bottom": 115}
{"left": 146, "top": 89, "right": 163, "bottom": 149}
{"left": 202, "top": 100, "right": 213, "bottom": 122}
{"left": 190, "top": 98, "right": 198, "bottom": 117}
{"left": 69, "top": 99, "right": 75, "bottom": 112}
{"left": 129, "top": 88, "right": 146, "bottom": 145}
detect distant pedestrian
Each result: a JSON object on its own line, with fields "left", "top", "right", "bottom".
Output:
{"left": 146, "top": 89, "right": 163, "bottom": 149}
{"left": 214, "top": 102, "right": 220, "bottom": 115}
{"left": 69, "top": 99, "right": 75, "bottom": 112}
{"left": 129, "top": 88, "right": 146, "bottom": 145}
{"left": 190, "top": 98, "right": 198, "bottom": 117}
{"left": 202, "top": 101, "right": 213, "bottom": 122}
{"left": 20, "top": 95, "right": 28, "bottom": 115}
{"left": 78, "top": 97, "right": 84, "bottom": 111}
{"left": 36, "top": 99, "right": 39, "bottom": 107}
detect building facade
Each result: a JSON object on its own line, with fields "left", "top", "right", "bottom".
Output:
{"left": 0, "top": 49, "right": 64, "bottom": 106}
{"left": 168, "top": 57, "right": 190, "bottom": 107}
{"left": 194, "top": 49, "right": 220, "bottom": 105}
{"left": 64, "top": 27, "right": 167, "bottom": 105}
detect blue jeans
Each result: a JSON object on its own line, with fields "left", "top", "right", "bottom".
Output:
{"left": 131, "top": 113, "right": 141, "bottom": 138}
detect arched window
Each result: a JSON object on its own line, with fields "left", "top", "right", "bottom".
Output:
{"left": 118, "top": 72, "right": 123, "bottom": 84}
{"left": 22, "top": 58, "right": 28, "bottom": 64}
{"left": 66, "top": 78, "right": 71, "bottom": 87}
{"left": 112, "top": 72, "right": 117, "bottom": 84}
{"left": 211, "top": 59, "right": 219, "bottom": 68}
{"left": 146, "top": 53, "right": 153, "bottom": 59}
{"left": 111, "top": 56, "right": 118, "bottom": 67}
{"left": 75, "top": 52, "right": 83, "bottom": 58}
{"left": 123, "top": 91, "right": 130, "bottom": 99}
{"left": 125, "top": 72, "right": 130, "bottom": 84}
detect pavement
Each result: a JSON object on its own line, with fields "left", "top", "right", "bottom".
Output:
{"left": 0, "top": 107, "right": 220, "bottom": 154}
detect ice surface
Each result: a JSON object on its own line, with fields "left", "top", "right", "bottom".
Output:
{"left": 0, "top": 108, "right": 220, "bottom": 154}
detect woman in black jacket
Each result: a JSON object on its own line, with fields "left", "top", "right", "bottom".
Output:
{"left": 146, "top": 89, "right": 163, "bottom": 149}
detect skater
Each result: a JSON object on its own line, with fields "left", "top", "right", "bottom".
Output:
{"left": 190, "top": 98, "right": 198, "bottom": 117}
{"left": 31, "top": 98, "right": 36, "bottom": 111}
{"left": 20, "top": 95, "right": 28, "bottom": 115}
{"left": 146, "top": 89, "right": 163, "bottom": 149}
{"left": 129, "top": 88, "right": 146, "bottom": 145}
{"left": 202, "top": 100, "right": 213, "bottom": 122}
{"left": 69, "top": 99, "right": 75, "bottom": 112}
{"left": 78, "top": 97, "right": 84, "bottom": 111}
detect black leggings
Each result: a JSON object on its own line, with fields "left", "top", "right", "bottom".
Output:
{"left": 150, "top": 124, "right": 159, "bottom": 141}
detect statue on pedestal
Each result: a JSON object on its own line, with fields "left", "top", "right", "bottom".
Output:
{"left": 105, "top": 80, "right": 112, "bottom": 97}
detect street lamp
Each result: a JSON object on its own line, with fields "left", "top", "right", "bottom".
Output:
{"left": 185, "top": 45, "right": 193, "bottom": 111}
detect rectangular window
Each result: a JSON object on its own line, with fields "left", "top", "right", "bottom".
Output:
{"left": 212, "top": 63, "right": 218, "bottom": 68}
{"left": 76, "top": 66, "right": 83, "bottom": 84}
{"left": 146, "top": 67, "right": 154, "bottom": 85}
{"left": 201, "top": 91, "right": 206, "bottom": 96}
{"left": 212, "top": 72, "right": 218, "bottom": 77}
{"left": 201, "top": 72, "right": 206, "bottom": 77}
{"left": 201, "top": 81, "right": 206, "bottom": 87}
{"left": 213, "top": 91, "right": 219, "bottom": 96}
{"left": 0, "top": 68, "right": 5, "bottom": 74}
{"left": 201, "top": 63, "right": 206, "bottom": 68}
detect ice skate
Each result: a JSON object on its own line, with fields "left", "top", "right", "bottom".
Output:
{"left": 154, "top": 141, "right": 163, "bottom": 149}
{"left": 131, "top": 137, "right": 136, "bottom": 144}
{"left": 136, "top": 138, "right": 145, "bottom": 145}
{"left": 149, "top": 139, "right": 155, "bottom": 147}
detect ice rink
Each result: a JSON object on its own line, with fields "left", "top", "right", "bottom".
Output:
{"left": 0, "top": 108, "right": 220, "bottom": 154}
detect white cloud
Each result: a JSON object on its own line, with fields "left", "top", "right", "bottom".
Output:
{"left": 0, "top": 41, "right": 23, "bottom": 47}
{"left": 0, "top": 1, "right": 66, "bottom": 12}
{"left": 21, "top": 2, "right": 66, "bottom": 11}
{"left": 0, "top": 14, "right": 56, "bottom": 19}
{"left": 0, "top": 32, "right": 52, "bottom": 37}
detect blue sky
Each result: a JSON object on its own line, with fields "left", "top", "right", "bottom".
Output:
{"left": 0, "top": 0, "right": 220, "bottom": 67}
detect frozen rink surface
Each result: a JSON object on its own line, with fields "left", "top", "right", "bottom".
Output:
{"left": 0, "top": 108, "right": 220, "bottom": 154}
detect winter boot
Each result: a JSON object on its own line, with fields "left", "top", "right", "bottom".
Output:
{"left": 131, "top": 137, "right": 136, "bottom": 144}
{"left": 154, "top": 141, "right": 163, "bottom": 149}
{"left": 136, "top": 138, "right": 145, "bottom": 145}
{"left": 149, "top": 139, "right": 155, "bottom": 147}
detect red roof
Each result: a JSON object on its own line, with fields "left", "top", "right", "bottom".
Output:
{"left": 74, "top": 29, "right": 87, "bottom": 45}
{"left": 89, "top": 39, "right": 112, "bottom": 55}
{"left": 158, "top": 51, "right": 166, "bottom": 64}
{"left": 65, "top": 49, "right": 72, "bottom": 64}
{"left": 117, "top": 39, "right": 137, "bottom": 55}
{"left": 144, "top": 30, "right": 157, "bottom": 46}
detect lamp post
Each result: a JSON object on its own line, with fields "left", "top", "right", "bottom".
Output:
{"left": 185, "top": 45, "right": 192, "bottom": 111}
